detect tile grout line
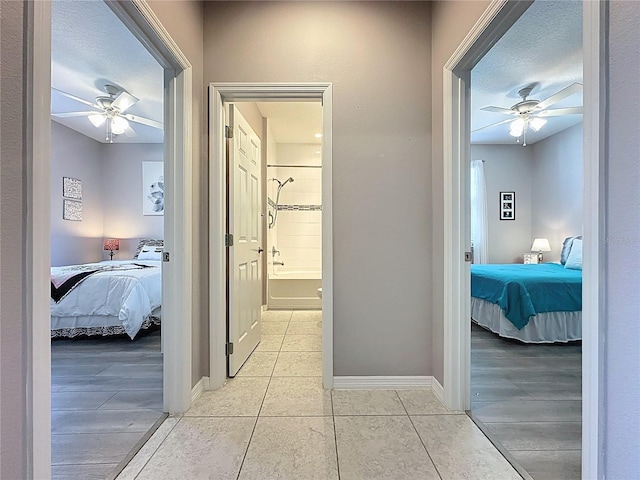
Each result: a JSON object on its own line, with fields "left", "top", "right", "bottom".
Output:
{"left": 397, "top": 390, "right": 444, "bottom": 480}
{"left": 131, "top": 415, "right": 181, "bottom": 480}
{"left": 235, "top": 312, "right": 290, "bottom": 480}
{"left": 330, "top": 390, "right": 341, "bottom": 480}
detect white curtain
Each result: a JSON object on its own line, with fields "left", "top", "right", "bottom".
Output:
{"left": 470, "top": 160, "right": 488, "bottom": 264}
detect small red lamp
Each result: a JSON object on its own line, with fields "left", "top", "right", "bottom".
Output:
{"left": 103, "top": 238, "right": 120, "bottom": 260}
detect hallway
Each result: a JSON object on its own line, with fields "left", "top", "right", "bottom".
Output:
{"left": 117, "top": 310, "right": 521, "bottom": 479}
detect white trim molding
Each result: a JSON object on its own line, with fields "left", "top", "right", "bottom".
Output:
{"left": 582, "top": 1, "right": 606, "bottom": 478}
{"left": 333, "top": 376, "right": 444, "bottom": 392}
{"left": 209, "top": 83, "right": 334, "bottom": 390}
{"left": 191, "top": 376, "right": 210, "bottom": 404}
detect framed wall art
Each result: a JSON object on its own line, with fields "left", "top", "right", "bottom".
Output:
{"left": 63, "top": 177, "right": 82, "bottom": 199}
{"left": 63, "top": 199, "right": 82, "bottom": 221}
{"left": 500, "top": 191, "right": 515, "bottom": 220}
{"left": 142, "top": 161, "right": 164, "bottom": 216}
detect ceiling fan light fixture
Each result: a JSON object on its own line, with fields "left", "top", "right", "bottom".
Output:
{"left": 529, "top": 117, "right": 547, "bottom": 132}
{"left": 111, "top": 116, "right": 129, "bottom": 135}
{"left": 509, "top": 118, "right": 525, "bottom": 137}
{"left": 88, "top": 114, "right": 106, "bottom": 127}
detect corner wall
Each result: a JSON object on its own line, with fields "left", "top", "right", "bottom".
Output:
{"left": 605, "top": 2, "right": 640, "bottom": 476}
{"left": 431, "top": 0, "right": 492, "bottom": 384}
{"left": 146, "top": 0, "right": 205, "bottom": 386}
{"left": 471, "top": 144, "right": 533, "bottom": 263}
{"left": 205, "top": 1, "right": 433, "bottom": 376}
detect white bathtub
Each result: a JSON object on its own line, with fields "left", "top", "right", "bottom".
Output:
{"left": 267, "top": 271, "right": 322, "bottom": 310}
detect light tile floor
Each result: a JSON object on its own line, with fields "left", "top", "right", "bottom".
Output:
{"left": 118, "top": 311, "right": 521, "bottom": 480}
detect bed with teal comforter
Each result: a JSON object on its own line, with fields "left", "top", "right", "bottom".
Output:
{"left": 470, "top": 263, "right": 582, "bottom": 330}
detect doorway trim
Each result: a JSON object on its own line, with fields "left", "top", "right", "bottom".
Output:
{"left": 209, "top": 83, "right": 333, "bottom": 389}
{"left": 442, "top": 0, "right": 603, "bottom": 477}
{"left": 28, "top": 1, "right": 193, "bottom": 475}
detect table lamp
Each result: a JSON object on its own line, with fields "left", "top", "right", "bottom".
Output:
{"left": 103, "top": 238, "right": 120, "bottom": 260}
{"left": 531, "top": 238, "right": 551, "bottom": 263}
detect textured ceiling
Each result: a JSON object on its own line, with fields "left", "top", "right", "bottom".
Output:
{"left": 50, "top": 0, "right": 580, "bottom": 147}
{"left": 51, "top": 0, "right": 164, "bottom": 144}
{"left": 471, "top": 0, "right": 583, "bottom": 145}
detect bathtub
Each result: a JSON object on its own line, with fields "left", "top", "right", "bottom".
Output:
{"left": 267, "top": 271, "right": 322, "bottom": 310}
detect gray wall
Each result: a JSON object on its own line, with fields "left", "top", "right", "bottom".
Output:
{"left": 471, "top": 144, "right": 533, "bottom": 263}
{"left": 205, "top": 1, "right": 433, "bottom": 376}
{"left": 431, "top": 0, "right": 493, "bottom": 385}
{"left": 605, "top": 1, "right": 640, "bottom": 477}
{"left": 531, "top": 123, "right": 583, "bottom": 261}
{"left": 50, "top": 122, "right": 164, "bottom": 266}
{"left": 101, "top": 142, "right": 164, "bottom": 259}
{"left": 50, "top": 122, "right": 104, "bottom": 266}
{"left": 0, "top": 2, "right": 28, "bottom": 477}
{"left": 146, "top": 0, "right": 206, "bottom": 386}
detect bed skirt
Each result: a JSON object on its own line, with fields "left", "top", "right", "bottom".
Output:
{"left": 471, "top": 297, "right": 581, "bottom": 343}
{"left": 51, "top": 307, "right": 162, "bottom": 340}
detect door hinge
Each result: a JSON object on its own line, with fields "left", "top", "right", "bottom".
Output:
{"left": 464, "top": 251, "right": 473, "bottom": 263}
{"left": 225, "top": 125, "right": 233, "bottom": 139}
{"left": 225, "top": 233, "right": 234, "bottom": 247}
{"left": 225, "top": 342, "right": 234, "bottom": 355}
{"left": 162, "top": 251, "right": 170, "bottom": 262}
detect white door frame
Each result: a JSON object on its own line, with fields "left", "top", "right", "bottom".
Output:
{"left": 209, "top": 83, "right": 333, "bottom": 389}
{"left": 28, "top": 1, "right": 193, "bottom": 475}
{"left": 442, "top": 0, "right": 604, "bottom": 477}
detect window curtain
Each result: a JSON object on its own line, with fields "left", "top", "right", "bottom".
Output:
{"left": 470, "top": 160, "right": 488, "bottom": 264}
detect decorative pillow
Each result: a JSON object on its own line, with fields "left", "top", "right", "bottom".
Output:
{"left": 137, "top": 248, "right": 163, "bottom": 261}
{"left": 564, "top": 238, "right": 582, "bottom": 270}
{"left": 560, "top": 235, "right": 582, "bottom": 265}
{"left": 133, "top": 239, "right": 163, "bottom": 259}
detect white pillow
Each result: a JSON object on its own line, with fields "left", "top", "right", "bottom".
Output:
{"left": 137, "top": 248, "right": 162, "bottom": 261}
{"left": 564, "top": 238, "right": 582, "bottom": 270}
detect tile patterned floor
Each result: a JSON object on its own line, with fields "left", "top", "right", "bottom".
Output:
{"left": 470, "top": 323, "right": 582, "bottom": 480}
{"left": 118, "top": 311, "right": 521, "bottom": 480}
{"left": 51, "top": 328, "right": 164, "bottom": 479}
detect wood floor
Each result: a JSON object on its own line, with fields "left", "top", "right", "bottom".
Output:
{"left": 470, "top": 322, "right": 582, "bottom": 480}
{"left": 51, "top": 328, "right": 164, "bottom": 480}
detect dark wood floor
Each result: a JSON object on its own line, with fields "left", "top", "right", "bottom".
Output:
{"left": 51, "top": 328, "right": 164, "bottom": 480}
{"left": 470, "top": 322, "right": 582, "bottom": 480}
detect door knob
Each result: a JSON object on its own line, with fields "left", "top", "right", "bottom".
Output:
{"left": 258, "top": 247, "right": 264, "bottom": 254}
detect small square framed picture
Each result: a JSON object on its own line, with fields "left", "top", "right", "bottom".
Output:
{"left": 500, "top": 191, "right": 515, "bottom": 220}
{"left": 63, "top": 177, "right": 82, "bottom": 199}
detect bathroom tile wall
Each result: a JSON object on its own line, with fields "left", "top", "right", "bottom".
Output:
{"left": 268, "top": 144, "right": 322, "bottom": 273}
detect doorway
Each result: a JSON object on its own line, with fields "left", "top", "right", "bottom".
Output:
{"left": 441, "top": 0, "right": 604, "bottom": 478}
{"left": 208, "top": 84, "right": 334, "bottom": 390}
{"left": 28, "top": 1, "right": 194, "bottom": 477}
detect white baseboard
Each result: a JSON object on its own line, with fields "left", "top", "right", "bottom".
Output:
{"left": 191, "top": 376, "right": 210, "bottom": 404}
{"left": 432, "top": 377, "right": 444, "bottom": 404}
{"left": 332, "top": 376, "right": 436, "bottom": 390}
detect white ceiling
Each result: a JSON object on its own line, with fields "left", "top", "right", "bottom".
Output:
{"left": 51, "top": 0, "right": 164, "bottom": 144}
{"left": 50, "top": 0, "right": 580, "bottom": 147}
{"left": 471, "top": 0, "right": 583, "bottom": 145}
{"left": 256, "top": 102, "right": 323, "bottom": 144}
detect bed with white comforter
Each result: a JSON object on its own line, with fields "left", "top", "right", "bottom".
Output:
{"left": 50, "top": 260, "right": 162, "bottom": 339}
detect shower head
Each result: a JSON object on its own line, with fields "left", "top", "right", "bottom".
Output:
{"left": 281, "top": 177, "right": 294, "bottom": 187}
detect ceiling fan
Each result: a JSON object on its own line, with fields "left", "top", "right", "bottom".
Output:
{"left": 473, "top": 83, "right": 583, "bottom": 146}
{"left": 51, "top": 84, "right": 162, "bottom": 143}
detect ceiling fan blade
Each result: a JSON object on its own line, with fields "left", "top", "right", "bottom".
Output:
{"left": 472, "top": 118, "right": 514, "bottom": 133}
{"left": 480, "top": 106, "right": 517, "bottom": 115}
{"left": 52, "top": 111, "right": 99, "bottom": 118}
{"left": 123, "top": 114, "right": 163, "bottom": 130}
{"left": 537, "top": 106, "right": 583, "bottom": 117}
{"left": 112, "top": 91, "right": 139, "bottom": 113}
{"left": 535, "top": 83, "right": 583, "bottom": 111}
{"left": 51, "top": 88, "right": 101, "bottom": 110}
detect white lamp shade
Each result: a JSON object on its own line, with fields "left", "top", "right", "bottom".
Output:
{"left": 111, "top": 116, "right": 129, "bottom": 134}
{"left": 529, "top": 117, "right": 547, "bottom": 132}
{"left": 88, "top": 114, "right": 106, "bottom": 127}
{"left": 531, "top": 238, "right": 552, "bottom": 252}
{"left": 509, "top": 118, "right": 525, "bottom": 137}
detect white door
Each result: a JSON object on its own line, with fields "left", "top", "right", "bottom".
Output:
{"left": 228, "top": 104, "right": 263, "bottom": 377}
